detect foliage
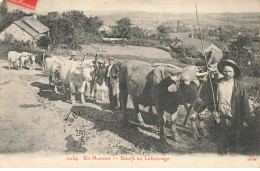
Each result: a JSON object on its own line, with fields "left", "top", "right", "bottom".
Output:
{"left": 111, "top": 17, "right": 132, "bottom": 39}
{"left": 0, "top": 10, "right": 28, "bottom": 32}
{"left": 157, "top": 24, "right": 170, "bottom": 39}
{"left": 224, "top": 35, "right": 259, "bottom": 77}
{"left": 0, "top": 35, "right": 32, "bottom": 58}
{"left": 37, "top": 10, "right": 103, "bottom": 49}
{"left": 37, "top": 36, "right": 50, "bottom": 49}
{"left": 171, "top": 44, "right": 202, "bottom": 58}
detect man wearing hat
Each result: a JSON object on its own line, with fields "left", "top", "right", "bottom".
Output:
{"left": 69, "top": 51, "right": 78, "bottom": 61}
{"left": 105, "top": 57, "right": 119, "bottom": 109}
{"left": 216, "top": 59, "right": 250, "bottom": 154}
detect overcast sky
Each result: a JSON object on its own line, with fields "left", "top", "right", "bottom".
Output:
{"left": 5, "top": 0, "right": 260, "bottom": 14}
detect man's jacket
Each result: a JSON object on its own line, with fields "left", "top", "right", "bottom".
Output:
{"left": 105, "top": 64, "right": 119, "bottom": 85}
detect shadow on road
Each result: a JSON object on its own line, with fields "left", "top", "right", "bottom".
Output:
{"left": 31, "top": 82, "right": 68, "bottom": 102}
{"left": 69, "top": 105, "right": 193, "bottom": 154}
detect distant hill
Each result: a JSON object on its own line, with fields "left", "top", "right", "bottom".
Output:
{"left": 91, "top": 11, "right": 260, "bottom": 30}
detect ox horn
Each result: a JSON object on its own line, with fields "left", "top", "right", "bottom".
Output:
{"left": 196, "top": 72, "right": 208, "bottom": 77}
{"left": 169, "top": 74, "right": 179, "bottom": 82}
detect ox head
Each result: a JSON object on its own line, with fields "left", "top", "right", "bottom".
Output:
{"left": 167, "top": 66, "right": 208, "bottom": 111}
{"left": 74, "top": 63, "right": 94, "bottom": 81}
{"left": 52, "top": 61, "right": 61, "bottom": 73}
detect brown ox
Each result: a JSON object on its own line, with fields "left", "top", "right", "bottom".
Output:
{"left": 119, "top": 60, "right": 207, "bottom": 143}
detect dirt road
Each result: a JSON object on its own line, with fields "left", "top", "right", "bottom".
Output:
{"left": 0, "top": 59, "right": 218, "bottom": 155}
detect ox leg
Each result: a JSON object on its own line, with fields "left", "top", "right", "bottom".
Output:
{"left": 133, "top": 101, "right": 145, "bottom": 126}
{"left": 80, "top": 81, "right": 87, "bottom": 104}
{"left": 90, "top": 80, "right": 97, "bottom": 102}
{"left": 61, "top": 83, "right": 66, "bottom": 95}
{"left": 190, "top": 112, "right": 200, "bottom": 141}
{"left": 170, "top": 108, "right": 182, "bottom": 142}
{"left": 54, "top": 85, "right": 58, "bottom": 93}
{"left": 70, "top": 82, "right": 76, "bottom": 104}
{"left": 52, "top": 73, "right": 58, "bottom": 93}
{"left": 16, "top": 61, "right": 20, "bottom": 70}
{"left": 41, "top": 62, "right": 45, "bottom": 71}
{"left": 25, "top": 62, "right": 29, "bottom": 70}
{"left": 49, "top": 76, "right": 52, "bottom": 85}
{"left": 156, "top": 106, "right": 167, "bottom": 143}
{"left": 101, "top": 81, "right": 106, "bottom": 101}
{"left": 20, "top": 60, "right": 24, "bottom": 70}
{"left": 120, "top": 85, "right": 128, "bottom": 125}
{"left": 31, "top": 61, "right": 35, "bottom": 70}
{"left": 12, "top": 62, "right": 15, "bottom": 69}
{"left": 8, "top": 60, "right": 11, "bottom": 70}
{"left": 148, "top": 106, "right": 154, "bottom": 115}
{"left": 84, "top": 82, "right": 89, "bottom": 98}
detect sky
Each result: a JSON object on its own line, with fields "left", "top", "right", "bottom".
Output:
{"left": 4, "top": 0, "right": 260, "bottom": 14}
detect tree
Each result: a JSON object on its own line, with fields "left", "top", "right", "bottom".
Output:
{"left": 172, "top": 44, "right": 201, "bottom": 58}
{"left": 130, "top": 26, "right": 146, "bottom": 39}
{"left": 225, "top": 35, "right": 255, "bottom": 77}
{"left": 0, "top": 0, "right": 7, "bottom": 21}
{"left": 37, "top": 36, "right": 50, "bottom": 49}
{"left": 114, "top": 17, "right": 132, "bottom": 39}
{"left": 157, "top": 24, "right": 170, "bottom": 39}
{"left": 0, "top": 9, "right": 27, "bottom": 32}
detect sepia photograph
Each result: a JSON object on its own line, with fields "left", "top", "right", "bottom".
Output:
{"left": 0, "top": 0, "right": 259, "bottom": 168}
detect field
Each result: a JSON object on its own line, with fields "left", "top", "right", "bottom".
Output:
{"left": 82, "top": 44, "right": 172, "bottom": 59}
{"left": 98, "top": 12, "right": 260, "bottom": 30}
{"left": 52, "top": 43, "right": 186, "bottom": 67}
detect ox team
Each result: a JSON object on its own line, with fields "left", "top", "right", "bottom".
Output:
{"left": 7, "top": 50, "right": 251, "bottom": 154}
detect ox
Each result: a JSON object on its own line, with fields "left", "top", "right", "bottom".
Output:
{"left": 8, "top": 51, "right": 22, "bottom": 70}
{"left": 45, "top": 56, "right": 64, "bottom": 93}
{"left": 59, "top": 60, "right": 94, "bottom": 104}
{"left": 119, "top": 60, "right": 208, "bottom": 143}
{"left": 19, "top": 52, "right": 36, "bottom": 70}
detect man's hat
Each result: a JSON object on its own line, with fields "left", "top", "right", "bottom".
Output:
{"left": 108, "top": 57, "right": 115, "bottom": 61}
{"left": 217, "top": 60, "right": 241, "bottom": 77}
{"left": 70, "top": 51, "right": 77, "bottom": 56}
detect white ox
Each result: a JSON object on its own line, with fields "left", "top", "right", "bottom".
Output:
{"left": 19, "top": 52, "right": 36, "bottom": 70}
{"left": 45, "top": 56, "right": 64, "bottom": 93}
{"left": 8, "top": 51, "right": 22, "bottom": 70}
{"left": 59, "top": 60, "right": 94, "bottom": 104}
